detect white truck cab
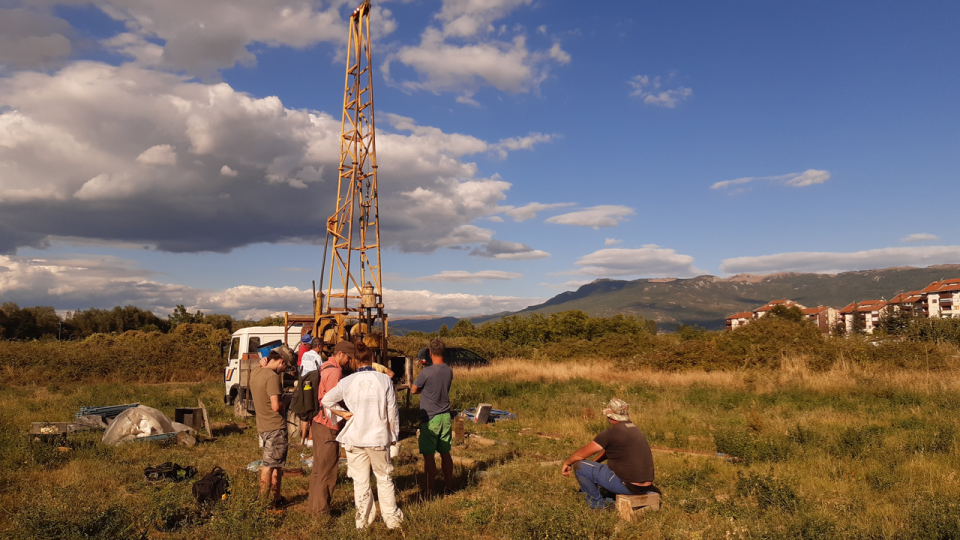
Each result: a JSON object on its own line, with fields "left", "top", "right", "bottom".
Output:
{"left": 223, "top": 326, "right": 303, "bottom": 405}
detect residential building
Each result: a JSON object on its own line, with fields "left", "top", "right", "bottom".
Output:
{"left": 838, "top": 300, "right": 887, "bottom": 334}
{"left": 919, "top": 278, "right": 960, "bottom": 319}
{"left": 725, "top": 311, "right": 753, "bottom": 330}
{"left": 886, "top": 291, "right": 925, "bottom": 317}
{"left": 802, "top": 306, "right": 839, "bottom": 336}
{"left": 753, "top": 300, "right": 806, "bottom": 318}
{"left": 725, "top": 300, "right": 809, "bottom": 331}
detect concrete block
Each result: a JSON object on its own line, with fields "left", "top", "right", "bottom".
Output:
{"left": 475, "top": 403, "right": 493, "bottom": 424}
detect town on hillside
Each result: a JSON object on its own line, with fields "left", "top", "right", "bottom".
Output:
{"left": 726, "top": 277, "right": 960, "bottom": 336}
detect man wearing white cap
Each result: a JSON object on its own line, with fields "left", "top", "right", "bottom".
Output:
{"left": 561, "top": 398, "right": 656, "bottom": 510}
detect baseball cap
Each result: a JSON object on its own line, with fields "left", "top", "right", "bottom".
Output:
{"left": 333, "top": 340, "right": 356, "bottom": 358}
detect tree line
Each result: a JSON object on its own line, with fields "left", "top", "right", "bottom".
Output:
{"left": 410, "top": 311, "right": 659, "bottom": 347}
{"left": 0, "top": 302, "right": 284, "bottom": 341}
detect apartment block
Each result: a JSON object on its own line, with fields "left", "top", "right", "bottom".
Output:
{"left": 838, "top": 300, "right": 887, "bottom": 334}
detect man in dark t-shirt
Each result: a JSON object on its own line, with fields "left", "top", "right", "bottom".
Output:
{"left": 411, "top": 338, "right": 454, "bottom": 498}
{"left": 561, "top": 398, "right": 656, "bottom": 510}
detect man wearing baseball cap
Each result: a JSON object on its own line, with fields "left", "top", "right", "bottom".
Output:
{"left": 308, "top": 340, "right": 355, "bottom": 515}
{"left": 561, "top": 398, "right": 656, "bottom": 510}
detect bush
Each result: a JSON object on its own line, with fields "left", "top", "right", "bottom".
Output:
{"left": 898, "top": 495, "right": 960, "bottom": 540}
{"left": 12, "top": 488, "right": 146, "bottom": 540}
{"left": 828, "top": 427, "right": 885, "bottom": 459}
{"left": 209, "top": 472, "right": 279, "bottom": 540}
{"left": 906, "top": 423, "right": 956, "bottom": 454}
{"left": 735, "top": 470, "right": 801, "bottom": 512}
{"left": 716, "top": 317, "right": 828, "bottom": 370}
{"left": 715, "top": 430, "right": 793, "bottom": 463}
{"left": 0, "top": 323, "right": 230, "bottom": 384}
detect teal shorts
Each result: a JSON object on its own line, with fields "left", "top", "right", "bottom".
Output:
{"left": 419, "top": 412, "right": 452, "bottom": 455}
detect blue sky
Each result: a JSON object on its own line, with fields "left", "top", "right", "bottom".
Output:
{"left": 0, "top": 0, "right": 958, "bottom": 319}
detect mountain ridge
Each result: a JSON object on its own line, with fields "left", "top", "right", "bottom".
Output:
{"left": 392, "top": 264, "right": 960, "bottom": 333}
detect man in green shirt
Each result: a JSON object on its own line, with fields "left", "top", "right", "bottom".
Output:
{"left": 251, "top": 350, "right": 290, "bottom": 508}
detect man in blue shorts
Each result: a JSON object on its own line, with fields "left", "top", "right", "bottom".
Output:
{"left": 411, "top": 338, "right": 453, "bottom": 498}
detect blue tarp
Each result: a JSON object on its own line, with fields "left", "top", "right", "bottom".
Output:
{"left": 463, "top": 408, "right": 517, "bottom": 423}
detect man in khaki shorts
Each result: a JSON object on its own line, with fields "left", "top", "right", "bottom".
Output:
{"left": 251, "top": 349, "right": 290, "bottom": 509}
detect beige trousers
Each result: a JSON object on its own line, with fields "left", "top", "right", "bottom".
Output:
{"left": 344, "top": 445, "right": 403, "bottom": 530}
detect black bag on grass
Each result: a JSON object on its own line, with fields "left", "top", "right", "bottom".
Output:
{"left": 192, "top": 467, "right": 229, "bottom": 505}
{"left": 145, "top": 462, "right": 197, "bottom": 483}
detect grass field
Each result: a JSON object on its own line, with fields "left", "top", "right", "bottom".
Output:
{"left": 3, "top": 357, "right": 960, "bottom": 539}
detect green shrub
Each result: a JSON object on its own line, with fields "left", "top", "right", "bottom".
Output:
{"left": 715, "top": 430, "right": 793, "bottom": 463}
{"left": 0, "top": 323, "right": 230, "bottom": 384}
{"left": 717, "top": 317, "right": 828, "bottom": 370}
{"left": 12, "top": 491, "right": 145, "bottom": 540}
{"left": 898, "top": 495, "right": 960, "bottom": 540}
{"left": 736, "top": 471, "right": 801, "bottom": 513}
{"left": 209, "top": 472, "right": 279, "bottom": 540}
{"left": 146, "top": 483, "right": 195, "bottom": 532}
{"left": 906, "top": 423, "right": 956, "bottom": 454}
{"left": 828, "top": 427, "right": 885, "bottom": 459}
{"left": 775, "top": 512, "right": 838, "bottom": 540}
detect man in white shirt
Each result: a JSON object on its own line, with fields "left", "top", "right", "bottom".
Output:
{"left": 321, "top": 346, "right": 403, "bottom": 530}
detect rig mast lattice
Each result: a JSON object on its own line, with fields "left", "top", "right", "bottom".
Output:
{"left": 320, "top": 0, "right": 385, "bottom": 334}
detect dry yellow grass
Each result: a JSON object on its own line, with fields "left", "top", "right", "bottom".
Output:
{"left": 458, "top": 355, "right": 960, "bottom": 395}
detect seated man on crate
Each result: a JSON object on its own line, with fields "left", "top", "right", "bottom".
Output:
{"left": 561, "top": 398, "right": 657, "bottom": 510}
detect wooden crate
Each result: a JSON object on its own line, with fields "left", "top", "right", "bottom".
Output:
{"left": 616, "top": 493, "right": 661, "bottom": 520}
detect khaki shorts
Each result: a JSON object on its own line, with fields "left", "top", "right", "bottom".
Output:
{"left": 260, "top": 428, "right": 289, "bottom": 468}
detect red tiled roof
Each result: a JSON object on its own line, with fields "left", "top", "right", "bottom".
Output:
{"left": 839, "top": 300, "right": 886, "bottom": 314}
{"left": 889, "top": 292, "right": 924, "bottom": 304}
{"left": 802, "top": 306, "right": 830, "bottom": 315}
{"left": 921, "top": 279, "right": 960, "bottom": 293}
{"left": 753, "top": 299, "right": 799, "bottom": 313}
{"left": 726, "top": 311, "right": 754, "bottom": 320}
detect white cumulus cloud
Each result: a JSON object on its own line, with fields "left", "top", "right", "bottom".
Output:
{"left": 901, "top": 233, "right": 939, "bottom": 243}
{"left": 712, "top": 169, "right": 830, "bottom": 190}
{"left": 416, "top": 270, "right": 523, "bottom": 283}
{"left": 0, "top": 254, "right": 539, "bottom": 319}
{"left": 564, "top": 245, "right": 703, "bottom": 277}
{"left": 435, "top": 0, "right": 534, "bottom": 38}
{"left": 628, "top": 75, "right": 692, "bottom": 108}
{"left": 75, "top": 0, "right": 398, "bottom": 78}
{"left": 136, "top": 144, "right": 177, "bottom": 165}
{"left": 545, "top": 205, "right": 634, "bottom": 229}
{"left": 495, "top": 202, "right": 574, "bottom": 222}
{"left": 383, "top": 0, "right": 568, "bottom": 102}
{"left": 470, "top": 239, "right": 549, "bottom": 260}
{"left": 720, "top": 246, "right": 960, "bottom": 275}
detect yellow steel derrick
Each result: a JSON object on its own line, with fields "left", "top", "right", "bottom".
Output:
{"left": 285, "top": 0, "right": 387, "bottom": 356}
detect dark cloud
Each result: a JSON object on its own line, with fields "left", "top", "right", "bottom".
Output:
{"left": 0, "top": 63, "right": 547, "bottom": 255}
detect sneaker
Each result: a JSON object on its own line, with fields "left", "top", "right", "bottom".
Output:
{"left": 273, "top": 496, "right": 290, "bottom": 510}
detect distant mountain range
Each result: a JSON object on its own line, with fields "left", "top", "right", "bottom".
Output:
{"left": 391, "top": 264, "right": 960, "bottom": 333}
